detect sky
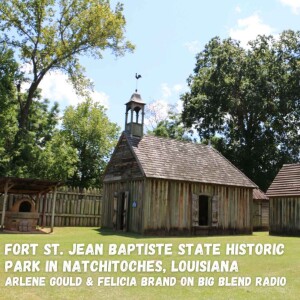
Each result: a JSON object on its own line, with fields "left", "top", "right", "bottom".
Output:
{"left": 39, "top": 0, "right": 300, "bottom": 130}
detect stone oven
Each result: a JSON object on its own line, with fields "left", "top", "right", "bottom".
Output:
{"left": 4, "top": 197, "right": 39, "bottom": 232}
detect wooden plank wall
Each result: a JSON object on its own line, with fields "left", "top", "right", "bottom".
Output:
{"left": 253, "top": 200, "right": 269, "bottom": 231}
{"left": 102, "top": 180, "right": 144, "bottom": 233}
{"left": 104, "top": 134, "right": 143, "bottom": 181}
{"left": 143, "top": 179, "right": 252, "bottom": 234}
{"left": 269, "top": 197, "right": 300, "bottom": 236}
{"left": 0, "top": 187, "right": 102, "bottom": 227}
{"left": 261, "top": 201, "right": 269, "bottom": 229}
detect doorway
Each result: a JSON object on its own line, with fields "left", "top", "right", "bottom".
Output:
{"left": 199, "top": 195, "right": 209, "bottom": 226}
{"left": 118, "top": 192, "right": 126, "bottom": 230}
{"left": 113, "top": 191, "right": 129, "bottom": 231}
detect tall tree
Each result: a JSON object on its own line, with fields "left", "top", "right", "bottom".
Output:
{"left": 1, "top": 91, "right": 67, "bottom": 178}
{"left": 0, "top": 0, "right": 134, "bottom": 132}
{"left": 181, "top": 31, "right": 300, "bottom": 190}
{"left": 0, "top": 45, "right": 19, "bottom": 175}
{"left": 61, "top": 99, "right": 120, "bottom": 188}
{"left": 0, "top": 45, "right": 78, "bottom": 180}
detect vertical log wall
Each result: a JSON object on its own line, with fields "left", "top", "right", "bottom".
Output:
{"left": 269, "top": 197, "right": 300, "bottom": 236}
{"left": 143, "top": 179, "right": 252, "bottom": 235}
{"left": 102, "top": 180, "right": 144, "bottom": 233}
{"left": 253, "top": 200, "right": 269, "bottom": 231}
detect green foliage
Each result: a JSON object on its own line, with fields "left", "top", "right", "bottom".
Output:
{"left": 0, "top": 45, "right": 19, "bottom": 174}
{"left": 0, "top": 0, "right": 134, "bottom": 130}
{"left": 150, "top": 110, "right": 193, "bottom": 141}
{"left": 182, "top": 31, "right": 300, "bottom": 190}
{"left": 0, "top": 45, "right": 118, "bottom": 186}
{"left": 61, "top": 99, "right": 120, "bottom": 188}
{"left": 0, "top": 48, "right": 77, "bottom": 180}
{"left": 31, "top": 131, "right": 78, "bottom": 181}
{"left": 0, "top": 1, "right": 130, "bottom": 185}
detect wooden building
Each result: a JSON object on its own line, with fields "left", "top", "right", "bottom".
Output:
{"left": 252, "top": 188, "right": 269, "bottom": 231}
{"left": 102, "top": 93, "right": 257, "bottom": 235}
{"left": 0, "top": 177, "right": 60, "bottom": 233}
{"left": 267, "top": 164, "right": 300, "bottom": 236}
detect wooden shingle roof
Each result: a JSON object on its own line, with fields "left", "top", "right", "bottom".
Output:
{"left": 0, "top": 177, "right": 61, "bottom": 195}
{"left": 253, "top": 188, "right": 269, "bottom": 200}
{"left": 125, "top": 133, "right": 256, "bottom": 188}
{"left": 267, "top": 164, "right": 300, "bottom": 197}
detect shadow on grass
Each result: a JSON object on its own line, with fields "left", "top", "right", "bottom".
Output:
{"left": 92, "top": 227, "right": 153, "bottom": 239}
{"left": 0, "top": 228, "right": 49, "bottom": 234}
{"left": 92, "top": 228, "right": 271, "bottom": 239}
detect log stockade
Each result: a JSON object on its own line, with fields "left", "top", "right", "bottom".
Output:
{"left": 0, "top": 186, "right": 102, "bottom": 227}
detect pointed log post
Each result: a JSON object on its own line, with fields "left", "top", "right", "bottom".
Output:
{"left": 0, "top": 181, "right": 9, "bottom": 230}
{"left": 50, "top": 186, "right": 58, "bottom": 233}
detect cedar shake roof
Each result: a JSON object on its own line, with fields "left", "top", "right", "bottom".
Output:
{"left": 253, "top": 188, "right": 269, "bottom": 200}
{"left": 267, "top": 164, "right": 300, "bottom": 197}
{"left": 125, "top": 133, "right": 256, "bottom": 188}
{"left": 0, "top": 177, "right": 61, "bottom": 194}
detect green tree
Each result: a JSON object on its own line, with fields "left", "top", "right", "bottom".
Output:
{"left": 0, "top": 45, "right": 19, "bottom": 175}
{"left": 0, "top": 45, "right": 77, "bottom": 180}
{"left": 6, "top": 91, "right": 62, "bottom": 177}
{"left": 150, "top": 110, "right": 193, "bottom": 141}
{"left": 0, "top": 0, "right": 134, "bottom": 132}
{"left": 30, "top": 131, "right": 78, "bottom": 181}
{"left": 62, "top": 99, "right": 120, "bottom": 188}
{"left": 181, "top": 31, "right": 300, "bottom": 190}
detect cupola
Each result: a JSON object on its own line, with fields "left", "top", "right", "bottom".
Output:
{"left": 124, "top": 92, "right": 145, "bottom": 138}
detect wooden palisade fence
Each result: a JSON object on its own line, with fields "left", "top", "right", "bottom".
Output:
{"left": 0, "top": 187, "right": 102, "bottom": 227}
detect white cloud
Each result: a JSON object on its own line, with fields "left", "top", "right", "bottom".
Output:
{"left": 161, "top": 83, "right": 172, "bottom": 99}
{"left": 144, "top": 83, "right": 186, "bottom": 130}
{"left": 89, "top": 90, "right": 109, "bottom": 108}
{"left": 39, "top": 71, "right": 109, "bottom": 108}
{"left": 173, "top": 84, "right": 184, "bottom": 93}
{"left": 176, "top": 100, "right": 183, "bottom": 113}
{"left": 160, "top": 83, "right": 186, "bottom": 100}
{"left": 19, "top": 65, "right": 109, "bottom": 109}
{"left": 144, "top": 99, "right": 169, "bottom": 129}
{"left": 279, "top": 0, "right": 300, "bottom": 14}
{"left": 184, "top": 40, "right": 202, "bottom": 54}
{"left": 235, "top": 5, "right": 242, "bottom": 13}
{"left": 229, "top": 13, "right": 275, "bottom": 48}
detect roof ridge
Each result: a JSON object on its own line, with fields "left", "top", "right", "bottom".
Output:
{"left": 144, "top": 133, "right": 205, "bottom": 145}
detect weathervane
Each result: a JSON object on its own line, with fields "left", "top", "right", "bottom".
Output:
{"left": 135, "top": 73, "right": 142, "bottom": 92}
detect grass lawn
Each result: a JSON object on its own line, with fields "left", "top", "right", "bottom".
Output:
{"left": 0, "top": 228, "right": 299, "bottom": 300}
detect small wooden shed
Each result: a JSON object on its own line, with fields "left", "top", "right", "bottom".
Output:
{"left": 0, "top": 177, "right": 60, "bottom": 233}
{"left": 252, "top": 188, "right": 269, "bottom": 231}
{"left": 102, "top": 93, "right": 257, "bottom": 235}
{"left": 267, "top": 164, "right": 300, "bottom": 236}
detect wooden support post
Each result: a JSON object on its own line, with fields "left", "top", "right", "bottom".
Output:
{"left": 50, "top": 186, "right": 58, "bottom": 233}
{"left": 42, "top": 194, "right": 47, "bottom": 228}
{"left": 0, "top": 181, "right": 9, "bottom": 230}
{"left": 36, "top": 193, "right": 40, "bottom": 226}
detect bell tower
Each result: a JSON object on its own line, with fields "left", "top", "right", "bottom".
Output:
{"left": 125, "top": 92, "right": 145, "bottom": 138}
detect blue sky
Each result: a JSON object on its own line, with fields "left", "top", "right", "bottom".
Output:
{"left": 39, "top": 0, "right": 300, "bottom": 130}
